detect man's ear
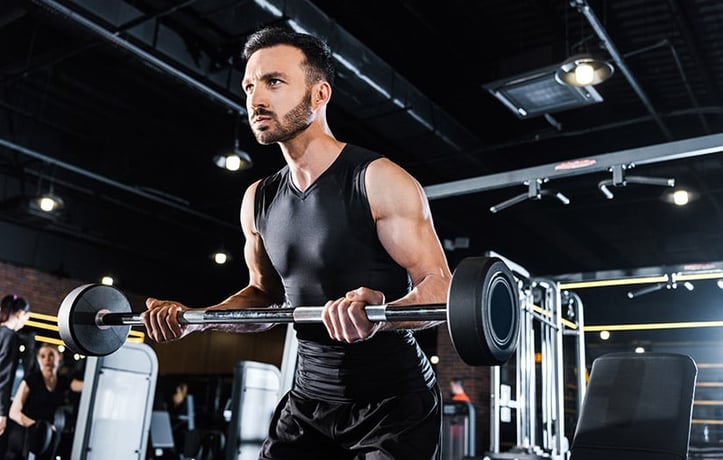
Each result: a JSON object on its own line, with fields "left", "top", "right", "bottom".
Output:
{"left": 313, "top": 81, "right": 332, "bottom": 108}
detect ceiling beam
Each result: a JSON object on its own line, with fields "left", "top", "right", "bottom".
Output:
{"left": 425, "top": 132, "right": 723, "bottom": 200}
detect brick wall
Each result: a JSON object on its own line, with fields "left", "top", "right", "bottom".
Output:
{"left": 0, "top": 260, "right": 86, "bottom": 316}
{"left": 436, "top": 326, "right": 492, "bottom": 455}
{"left": 0, "top": 260, "right": 284, "bottom": 374}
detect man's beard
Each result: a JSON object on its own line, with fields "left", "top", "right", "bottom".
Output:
{"left": 252, "top": 90, "right": 314, "bottom": 145}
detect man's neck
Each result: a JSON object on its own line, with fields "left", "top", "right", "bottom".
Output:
{"left": 282, "top": 132, "right": 345, "bottom": 192}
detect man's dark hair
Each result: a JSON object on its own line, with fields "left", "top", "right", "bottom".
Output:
{"left": 243, "top": 26, "right": 336, "bottom": 86}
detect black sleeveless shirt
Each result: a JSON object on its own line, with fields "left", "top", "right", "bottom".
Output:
{"left": 255, "top": 144, "right": 436, "bottom": 402}
{"left": 22, "top": 371, "right": 71, "bottom": 422}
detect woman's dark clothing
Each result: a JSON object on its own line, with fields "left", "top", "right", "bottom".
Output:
{"left": 0, "top": 327, "right": 20, "bottom": 460}
{"left": 255, "top": 144, "right": 441, "bottom": 459}
{"left": 21, "top": 371, "right": 71, "bottom": 423}
{"left": 13, "top": 371, "right": 72, "bottom": 460}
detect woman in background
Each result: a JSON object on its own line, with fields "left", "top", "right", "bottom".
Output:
{"left": 0, "top": 295, "right": 30, "bottom": 460}
{"left": 9, "top": 343, "right": 82, "bottom": 460}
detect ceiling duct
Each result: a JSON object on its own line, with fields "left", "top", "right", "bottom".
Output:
{"left": 41, "top": 0, "right": 482, "bottom": 157}
{"left": 33, "top": 0, "right": 249, "bottom": 113}
{"left": 254, "top": 0, "right": 482, "bottom": 154}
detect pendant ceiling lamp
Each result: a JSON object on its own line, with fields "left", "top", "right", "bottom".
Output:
{"left": 555, "top": 54, "right": 614, "bottom": 87}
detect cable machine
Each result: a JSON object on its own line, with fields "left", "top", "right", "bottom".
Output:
{"left": 486, "top": 274, "right": 586, "bottom": 460}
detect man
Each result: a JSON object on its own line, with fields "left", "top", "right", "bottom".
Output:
{"left": 450, "top": 378, "right": 471, "bottom": 403}
{"left": 143, "top": 26, "right": 452, "bottom": 459}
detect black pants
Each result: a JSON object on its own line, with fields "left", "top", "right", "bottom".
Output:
{"left": 260, "top": 387, "right": 442, "bottom": 460}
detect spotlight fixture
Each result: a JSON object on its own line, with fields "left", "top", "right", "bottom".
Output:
{"left": 32, "top": 192, "right": 65, "bottom": 213}
{"left": 211, "top": 249, "right": 231, "bottom": 265}
{"left": 672, "top": 190, "right": 689, "bottom": 206}
{"left": 662, "top": 187, "right": 696, "bottom": 207}
{"left": 555, "top": 54, "right": 614, "bottom": 87}
{"left": 100, "top": 276, "right": 114, "bottom": 286}
{"left": 29, "top": 172, "right": 65, "bottom": 217}
{"left": 213, "top": 139, "right": 253, "bottom": 171}
{"left": 28, "top": 191, "right": 65, "bottom": 218}
{"left": 215, "top": 115, "right": 253, "bottom": 171}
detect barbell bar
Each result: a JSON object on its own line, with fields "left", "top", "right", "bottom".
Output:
{"left": 57, "top": 256, "right": 521, "bottom": 366}
{"left": 90, "top": 304, "right": 448, "bottom": 326}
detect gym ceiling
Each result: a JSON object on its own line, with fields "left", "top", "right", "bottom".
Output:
{"left": 2, "top": 0, "right": 723, "bottom": 352}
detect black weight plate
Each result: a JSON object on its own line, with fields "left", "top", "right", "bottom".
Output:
{"left": 57, "top": 284, "right": 132, "bottom": 356}
{"left": 447, "top": 256, "right": 520, "bottom": 366}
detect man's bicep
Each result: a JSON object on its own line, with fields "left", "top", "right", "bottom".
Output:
{"left": 378, "top": 206, "right": 449, "bottom": 282}
{"left": 240, "top": 182, "right": 285, "bottom": 303}
{"left": 367, "top": 160, "right": 449, "bottom": 281}
{"left": 244, "top": 229, "right": 282, "bottom": 294}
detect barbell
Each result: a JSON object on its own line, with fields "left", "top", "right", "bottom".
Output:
{"left": 57, "top": 256, "right": 520, "bottom": 366}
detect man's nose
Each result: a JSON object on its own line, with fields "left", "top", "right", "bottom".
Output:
{"left": 247, "top": 89, "right": 267, "bottom": 111}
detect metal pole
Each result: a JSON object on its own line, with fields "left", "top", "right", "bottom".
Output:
{"left": 540, "top": 284, "right": 553, "bottom": 451}
{"left": 515, "top": 299, "right": 526, "bottom": 449}
{"left": 518, "top": 291, "right": 536, "bottom": 448}
{"left": 489, "top": 366, "right": 501, "bottom": 453}
{"left": 569, "top": 291, "right": 588, "bottom": 408}
{"left": 552, "top": 282, "right": 566, "bottom": 457}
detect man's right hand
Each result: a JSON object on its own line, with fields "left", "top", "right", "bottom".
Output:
{"left": 143, "top": 298, "right": 192, "bottom": 342}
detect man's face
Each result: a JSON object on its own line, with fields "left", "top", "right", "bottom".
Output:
{"left": 242, "top": 45, "right": 316, "bottom": 145}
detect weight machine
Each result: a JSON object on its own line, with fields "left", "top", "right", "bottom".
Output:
{"left": 486, "top": 276, "right": 587, "bottom": 460}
